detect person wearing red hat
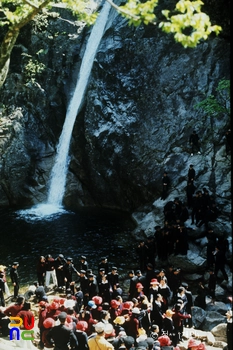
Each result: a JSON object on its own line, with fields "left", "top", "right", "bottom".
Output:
{"left": 133, "top": 282, "right": 145, "bottom": 301}
{"left": 46, "top": 312, "right": 78, "bottom": 350}
{"left": 74, "top": 321, "right": 89, "bottom": 349}
{"left": 38, "top": 300, "right": 48, "bottom": 349}
{"left": 109, "top": 299, "right": 121, "bottom": 320}
{"left": 42, "top": 317, "right": 55, "bottom": 348}
{"left": 149, "top": 278, "right": 159, "bottom": 306}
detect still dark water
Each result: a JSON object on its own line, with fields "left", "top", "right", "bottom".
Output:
{"left": 0, "top": 206, "right": 137, "bottom": 287}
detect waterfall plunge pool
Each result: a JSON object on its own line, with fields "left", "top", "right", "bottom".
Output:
{"left": 0, "top": 205, "right": 136, "bottom": 289}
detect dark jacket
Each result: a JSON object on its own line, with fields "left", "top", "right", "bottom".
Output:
{"left": 46, "top": 324, "right": 78, "bottom": 350}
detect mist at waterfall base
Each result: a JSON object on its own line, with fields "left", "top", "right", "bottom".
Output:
{"left": 0, "top": 206, "right": 136, "bottom": 287}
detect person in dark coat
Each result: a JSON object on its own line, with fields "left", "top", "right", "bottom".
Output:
{"left": 54, "top": 254, "right": 66, "bottom": 290}
{"left": 162, "top": 309, "right": 175, "bottom": 343}
{"left": 63, "top": 257, "right": 79, "bottom": 294}
{"left": 214, "top": 245, "right": 229, "bottom": 281}
{"left": 34, "top": 281, "right": 47, "bottom": 302}
{"left": 150, "top": 294, "right": 165, "bottom": 333}
{"left": 74, "top": 321, "right": 89, "bottom": 349}
{"left": 207, "top": 269, "right": 216, "bottom": 304}
{"left": 186, "top": 181, "right": 197, "bottom": 209}
{"left": 225, "top": 308, "right": 232, "bottom": 350}
{"left": 181, "top": 282, "right": 193, "bottom": 327}
{"left": 206, "top": 234, "right": 216, "bottom": 269}
{"left": 98, "top": 257, "right": 109, "bottom": 274}
{"left": 187, "top": 164, "right": 196, "bottom": 183}
{"left": 172, "top": 303, "right": 191, "bottom": 346}
{"left": 36, "top": 256, "right": 46, "bottom": 286}
{"left": 161, "top": 171, "right": 171, "bottom": 200}
{"left": 224, "top": 128, "right": 231, "bottom": 155}
{"left": 10, "top": 261, "right": 20, "bottom": 299}
{"left": 98, "top": 274, "right": 111, "bottom": 303}
{"left": 128, "top": 270, "right": 138, "bottom": 300}
{"left": 189, "top": 130, "right": 201, "bottom": 155}
{"left": 194, "top": 279, "right": 208, "bottom": 310}
{"left": 0, "top": 272, "right": 6, "bottom": 306}
{"left": 46, "top": 311, "right": 78, "bottom": 350}
{"left": 136, "top": 239, "right": 148, "bottom": 272}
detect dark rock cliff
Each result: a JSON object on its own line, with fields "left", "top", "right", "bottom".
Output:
{"left": 0, "top": 4, "right": 230, "bottom": 215}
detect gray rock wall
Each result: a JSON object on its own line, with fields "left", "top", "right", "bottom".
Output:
{"left": 0, "top": 7, "right": 230, "bottom": 218}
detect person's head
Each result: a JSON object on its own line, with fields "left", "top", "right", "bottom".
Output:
{"left": 22, "top": 302, "right": 31, "bottom": 311}
{"left": 12, "top": 262, "right": 19, "bottom": 268}
{"left": 94, "top": 322, "right": 106, "bottom": 335}
{"left": 100, "top": 310, "right": 110, "bottom": 321}
{"left": 58, "top": 312, "right": 67, "bottom": 324}
{"left": 151, "top": 324, "right": 159, "bottom": 333}
{"left": 16, "top": 295, "right": 25, "bottom": 305}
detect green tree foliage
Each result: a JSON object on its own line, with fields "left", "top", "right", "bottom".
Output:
{"left": 194, "top": 79, "right": 230, "bottom": 117}
{"left": 0, "top": 0, "right": 222, "bottom": 88}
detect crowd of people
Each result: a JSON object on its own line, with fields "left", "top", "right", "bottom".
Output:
{"left": 0, "top": 129, "right": 231, "bottom": 350}
{"left": 0, "top": 250, "right": 232, "bottom": 350}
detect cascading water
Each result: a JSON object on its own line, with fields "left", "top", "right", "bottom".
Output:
{"left": 17, "top": 1, "right": 111, "bottom": 219}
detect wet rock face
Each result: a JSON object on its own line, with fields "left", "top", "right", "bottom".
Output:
{"left": 0, "top": 8, "right": 231, "bottom": 213}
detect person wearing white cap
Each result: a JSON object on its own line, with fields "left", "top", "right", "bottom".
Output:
{"left": 88, "top": 322, "right": 114, "bottom": 349}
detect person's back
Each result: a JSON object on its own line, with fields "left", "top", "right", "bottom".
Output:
{"left": 46, "top": 312, "right": 78, "bottom": 350}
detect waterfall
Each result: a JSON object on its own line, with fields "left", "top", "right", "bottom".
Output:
{"left": 17, "top": 2, "right": 111, "bottom": 219}
{"left": 47, "top": 1, "right": 111, "bottom": 207}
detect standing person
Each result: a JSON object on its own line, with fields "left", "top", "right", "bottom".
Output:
{"left": 150, "top": 293, "right": 165, "bottom": 333}
{"left": 0, "top": 272, "right": 5, "bottom": 306}
{"left": 45, "top": 254, "right": 57, "bottom": 289}
{"left": 194, "top": 279, "right": 208, "bottom": 310}
{"left": 162, "top": 309, "right": 175, "bottom": 342}
{"left": 224, "top": 129, "right": 231, "bottom": 155}
{"left": 213, "top": 245, "right": 229, "bottom": 281}
{"left": 54, "top": 254, "right": 66, "bottom": 291}
{"left": 136, "top": 239, "right": 148, "bottom": 272}
{"left": 63, "top": 257, "right": 79, "bottom": 294}
{"left": 145, "top": 235, "right": 157, "bottom": 268}
{"left": 161, "top": 171, "right": 170, "bottom": 200}
{"left": 189, "top": 130, "right": 201, "bottom": 156}
{"left": 46, "top": 311, "right": 78, "bottom": 350}
{"left": 172, "top": 303, "right": 191, "bottom": 347}
{"left": 98, "top": 257, "right": 109, "bottom": 274}
{"left": 207, "top": 269, "right": 216, "bottom": 304}
{"left": 107, "top": 267, "right": 119, "bottom": 298}
{"left": 10, "top": 261, "right": 20, "bottom": 299}
{"left": 88, "top": 322, "right": 114, "bottom": 349}
{"left": 79, "top": 256, "right": 89, "bottom": 272}
{"left": 73, "top": 321, "right": 89, "bottom": 350}
{"left": 36, "top": 256, "right": 46, "bottom": 286}
{"left": 158, "top": 277, "right": 172, "bottom": 310}
{"left": 188, "top": 164, "right": 196, "bottom": 184}
{"left": 128, "top": 270, "right": 138, "bottom": 300}
{"left": 225, "top": 308, "right": 232, "bottom": 350}
{"left": 98, "top": 274, "right": 111, "bottom": 304}
{"left": 181, "top": 282, "right": 193, "bottom": 328}
{"left": 186, "top": 181, "right": 197, "bottom": 209}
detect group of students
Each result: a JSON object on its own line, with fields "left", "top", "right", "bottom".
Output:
{"left": 0, "top": 278, "right": 209, "bottom": 350}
